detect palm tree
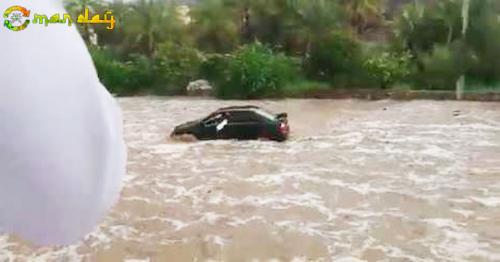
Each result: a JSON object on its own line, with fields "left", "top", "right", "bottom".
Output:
{"left": 235, "top": 0, "right": 295, "bottom": 47}
{"left": 64, "top": 0, "right": 102, "bottom": 43}
{"left": 456, "top": 0, "right": 470, "bottom": 100}
{"left": 92, "top": 0, "right": 131, "bottom": 48}
{"left": 341, "top": 0, "right": 384, "bottom": 34}
{"left": 286, "top": 0, "right": 342, "bottom": 60}
{"left": 189, "top": 0, "right": 240, "bottom": 53}
{"left": 123, "top": 0, "right": 184, "bottom": 57}
{"left": 431, "top": 0, "right": 463, "bottom": 46}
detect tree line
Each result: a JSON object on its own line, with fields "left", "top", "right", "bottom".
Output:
{"left": 64, "top": 0, "right": 500, "bottom": 98}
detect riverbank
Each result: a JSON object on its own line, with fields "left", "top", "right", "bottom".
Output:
{"left": 179, "top": 88, "right": 500, "bottom": 102}
{"left": 119, "top": 87, "right": 500, "bottom": 102}
{"left": 288, "top": 89, "right": 500, "bottom": 102}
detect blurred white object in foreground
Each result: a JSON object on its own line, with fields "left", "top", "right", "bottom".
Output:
{"left": 0, "top": 0, "right": 126, "bottom": 245}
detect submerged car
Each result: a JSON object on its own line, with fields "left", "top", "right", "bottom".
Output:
{"left": 171, "top": 106, "right": 290, "bottom": 142}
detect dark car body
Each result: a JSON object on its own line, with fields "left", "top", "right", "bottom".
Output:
{"left": 171, "top": 106, "right": 290, "bottom": 142}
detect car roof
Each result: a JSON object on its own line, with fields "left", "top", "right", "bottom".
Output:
{"left": 212, "top": 106, "right": 277, "bottom": 121}
{"left": 215, "top": 105, "right": 261, "bottom": 113}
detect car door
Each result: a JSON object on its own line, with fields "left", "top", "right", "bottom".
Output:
{"left": 224, "top": 111, "right": 262, "bottom": 140}
{"left": 200, "top": 113, "right": 223, "bottom": 140}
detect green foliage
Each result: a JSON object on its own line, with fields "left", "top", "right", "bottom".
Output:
{"left": 189, "top": 0, "right": 240, "bottom": 53}
{"left": 464, "top": 79, "right": 500, "bottom": 92}
{"left": 395, "top": 0, "right": 500, "bottom": 89}
{"left": 465, "top": 0, "right": 500, "bottom": 81}
{"left": 64, "top": 0, "right": 103, "bottom": 43}
{"left": 90, "top": 47, "right": 138, "bottom": 95}
{"left": 395, "top": 1, "right": 462, "bottom": 54}
{"left": 283, "top": 80, "right": 331, "bottom": 97}
{"left": 341, "top": 0, "right": 384, "bottom": 33}
{"left": 126, "top": 54, "right": 156, "bottom": 90}
{"left": 153, "top": 42, "right": 203, "bottom": 95}
{"left": 199, "top": 54, "right": 232, "bottom": 85}
{"left": 411, "top": 39, "right": 480, "bottom": 90}
{"left": 122, "top": 0, "right": 186, "bottom": 56}
{"left": 213, "top": 43, "right": 298, "bottom": 99}
{"left": 236, "top": 0, "right": 297, "bottom": 48}
{"left": 91, "top": 48, "right": 159, "bottom": 95}
{"left": 91, "top": 0, "right": 131, "bottom": 48}
{"left": 304, "top": 31, "right": 369, "bottom": 87}
{"left": 198, "top": 0, "right": 344, "bottom": 55}
{"left": 90, "top": 42, "right": 203, "bottom": 96}
{"left": 419, "top": 47, "right": 457, "bottom": 90}
{"left": 85, "top": 0, "right": 500, "bottom": 96}
{"left": 364, "top": 51, "right": 412, "bottom": 88}
{"left": 285, "top": 0, "right": 343, "bottom": 44}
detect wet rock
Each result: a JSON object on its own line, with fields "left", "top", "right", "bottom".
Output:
{"left": 186, "top": 79, "right": 213, "bottom": 97}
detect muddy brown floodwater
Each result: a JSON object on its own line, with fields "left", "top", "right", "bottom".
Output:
{"left": 2, "top": 97, "right": 500, "bottom": 262}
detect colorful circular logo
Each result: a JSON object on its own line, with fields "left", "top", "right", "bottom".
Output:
{"left": 3, "top": 6, "right": 30, "bottom": 31}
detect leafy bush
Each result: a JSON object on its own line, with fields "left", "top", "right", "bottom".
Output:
{"left": 414, "top": 43, "right": 466, "bottom": 90}
{"left": 304, "top": 32, "right": 357, "bottom": 80}
{"left": 189, "top": 0, "right": 240, "bottom": 53}
{"left": 395, "top": 1, "right": 462, "bottom": 55}
{"left": 465, "top": 0, "right": 500, "bottom": 82}
{"left": 213, "top": 43, "right": 298, "bottom": 99}
{"left": 126, "top": 54, "right": 156, "bottom": 90}
{"left": 395, "top": 0, "right": 500, "bottom": 89}
{"left": 153, "top": 42, "right": 203, "bottom": 95}
{"left": 303, "top": 31, "right": 371, "bottom": 88}
{"left": 90, "top": 47, "right": 142, "bottom": 95}
{"left": 199, "top": 53, "right": 231, "bottom": 85}
{"left": 364, "top": 51, "right": 412, "bottom": 88}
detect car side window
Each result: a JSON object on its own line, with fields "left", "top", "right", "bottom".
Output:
{"left": 203, "top": 113, "right": 224, "bottom": 126}
{"left": 229, "top": 111, "right": 259, "bottom": 123}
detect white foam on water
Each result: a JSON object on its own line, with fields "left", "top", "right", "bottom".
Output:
{"left": 3, "top": 98, "right": 500, "bottom": 260}
{"left": 124, "top": 259, "right": 151, "bottom": 262}
{"left": 469, "top": 196, "right": 500, "bottom": 207}
{"left": 204, "top": 235, "right": 230, "bottom": 247}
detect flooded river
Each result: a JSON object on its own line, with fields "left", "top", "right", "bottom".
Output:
{"left": 1, "top": 97, "right": 500, "bottom": 261}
